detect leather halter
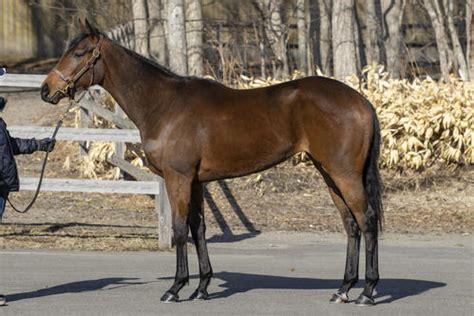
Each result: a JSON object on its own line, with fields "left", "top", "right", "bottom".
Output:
{"left": 53, "top": 35, "right": 104, "bottom": 98}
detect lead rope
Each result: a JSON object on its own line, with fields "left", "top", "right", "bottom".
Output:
{"left": 8, "top": 98, "right": 78, "bottom": 213}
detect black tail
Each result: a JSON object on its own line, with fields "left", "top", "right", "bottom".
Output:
{"left": 364, "top": 107, "right": 384, "bottom": 231}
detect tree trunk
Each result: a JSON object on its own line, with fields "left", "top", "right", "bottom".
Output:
{"left": 318, "top": 0, "right": 332, "bottom": 75}
{"left": 167, "top": 0, "right": 188, "bottom": 75}
{"left": 354, "top": 3, "right": 365, "bottom": 72}
{"left": 185, "top": 0, "right": 204, "bottom": 76}
{"left": 365, "top": 0, "right": 379, "bottom": 65}
{"left": 306, "top": 0, "right": 314, "bottom": 75}
{"left": 468, "top": 0, "right": 473, "bottom": 79}
{"left": 297, "top": 0, "right": 307, "bottom": 75}
{"left": 148, "top": 0, "right": 167, "bottom": 65}
{"left": 382, "top": 0, "right": 406, "bottom": 78}
{"left": 255, "top": 0, "right": 290, "bottom": 79}
{"left": 374, "top": 0, "right": 387, "bottom": 65}
{"left": 309, "top": 0, "right": 332, "bottom": 75}
{"left": 444, "top": 0, "right": 470, "bottom": 80}
{"left": 132, "top": 0, "right": 150, "bottom": 57}
{"left": 365, "top": 0, "right": 386, "bottom": 66}
{"left": 423, "top": 0, "right": 452, "bottom": 81}
{"left": 332, "top": 0, "right": 358, "bottom": 78}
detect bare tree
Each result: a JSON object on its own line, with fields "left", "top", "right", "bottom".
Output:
{"left": 317, "top": 0, "right": 332, "bottom": 75}
{"left": 297, "top": 0, "right": 307, "bottom": 74}
{"left": 423, "top": 0, "right": 453, "bottom": 81}
{"left": 423, "top": 0, "right": 470, "bottom": 81}
{"left": 132, "top": 0, "right": 150, "bottom": 57}
{"left": 255, "top": 0, "right": 290, "bottom": 79}
{"left": 185, "top": 0, "right": 203, "bottom": 76}
{"left": 167, "top": 0, "right": 188, "bottom": 75}
{"left": 382, "top": 0, "right": 406, "bottom": 78}
{"left": 365, "top": 0, "right": 379, "bottom": 65}
{"left": 443, "top": 0, "right": 469, "bottom": 80}
{"left": 365, "top": 0, "right": 386, "bottom": 66}
{"left": 332, "top": 0, "right": 358, "bottom": 78}
{"left": 468, "top": 0, "right": 473, "bottom": 79}
{"left": 148, "top": 0, "right": 167, "bottom": 64}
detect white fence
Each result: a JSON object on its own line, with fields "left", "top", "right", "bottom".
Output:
{"left": 0, "top": 74, "right": 172, "bottom": 249}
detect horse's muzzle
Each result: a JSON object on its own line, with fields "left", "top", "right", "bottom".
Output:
{"left": 41, "top": 83, "right": 65, "bottom": 104}
{"left": 40, "top": 84, "right": 50, "bottom": 102}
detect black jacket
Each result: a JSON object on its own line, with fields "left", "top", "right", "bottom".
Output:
{"left": 0, "top": 118, "right": 38, "bottom": 192}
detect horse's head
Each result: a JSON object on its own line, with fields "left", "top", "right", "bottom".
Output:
{"left": 41, "top": 19, "right": 106, "bottom": 104}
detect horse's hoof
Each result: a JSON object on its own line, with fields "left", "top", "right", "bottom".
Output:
{"left": 354, "top": 295, "right": 375, "bottom": 306}
{"left": 189, "top": 290, "right": 209, "bottom": 300}
{"left": 160, "top": 291, "right": 179, "bottom": 303}
{"left": 329, "top": 292, "right": 348, "bottom": 304}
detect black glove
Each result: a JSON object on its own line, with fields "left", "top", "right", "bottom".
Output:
{"left": 37, "top": 138, "right": 56, "bottom": 152}
{"left": 0, "top": 97, "right": 7, "bottom": 112}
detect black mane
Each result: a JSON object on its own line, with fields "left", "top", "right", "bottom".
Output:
{"left": 67, "top": 32, "right": 89, "bottom": 50}
{"left": 121, "top": 46, "right": 183, "bottom": 80}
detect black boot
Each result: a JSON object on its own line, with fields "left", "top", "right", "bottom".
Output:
{"left": 0, "top": 294, "right": 6, "bottom": 306}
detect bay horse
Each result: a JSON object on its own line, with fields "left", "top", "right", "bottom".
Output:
{"left": 41, "top": 21, "right": 383, "bottom": 306}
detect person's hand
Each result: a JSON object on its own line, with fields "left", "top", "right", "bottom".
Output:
{"left": 0, "top": 97, "right": 7, "bottom": 110}
{"left": 37, "top": 138, "right": 56, "bottom": 152}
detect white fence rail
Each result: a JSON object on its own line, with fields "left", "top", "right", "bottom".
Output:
{"left": 1, "top": 74, "right": 172, "bottom": 249}
{"left": 0, "top": 74, "right": 45, "bottom": 88}
{"left": 9, "top": 126, "right": 140, "bottom": 142}
{"left": 20, "top": 178, "right": 160, "bottom": 195}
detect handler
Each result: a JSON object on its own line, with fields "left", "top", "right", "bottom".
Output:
{"left": 0, "top": 96, "right": 56, "bottom": 306}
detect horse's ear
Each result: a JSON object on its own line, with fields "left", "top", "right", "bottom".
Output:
{"left": 85, "top": 18, "right": 99, "bottom": 36}
{"left": 79, "top": 18, "right": 87, "bottom": 33}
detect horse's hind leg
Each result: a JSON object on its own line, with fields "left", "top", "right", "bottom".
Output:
{"left": 328, "top": 188, "right": 361, "bottom": 303}
{"left": 188, "top": 182, "right": 213, "bottom": 300}
{"left": 330, "top": 174, "right": 379, "bottom": 306}
{"left": 315, "top": 166, "right": 361, "bottom": 303}
{"left": 160, "top": 170, "right": 193, "bottom": 303}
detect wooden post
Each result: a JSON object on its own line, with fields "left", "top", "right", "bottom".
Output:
{"left": 114, "top": 102, "right": 127, "bottom": 179}
{"left": 79, "top": 106, "right": 92, "bottom": 156}
{"left": 157, "top": 178, "right": 172, "bottom": 249}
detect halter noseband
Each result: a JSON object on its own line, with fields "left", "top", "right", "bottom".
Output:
{"left": 53, "top": 35, "right": 104, "bottom": 98}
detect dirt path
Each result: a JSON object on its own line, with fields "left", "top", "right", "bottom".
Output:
{"left": 0, "top": 92, "right": 472, "bottom": 251}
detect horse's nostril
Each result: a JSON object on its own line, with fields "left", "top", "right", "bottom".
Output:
{"left": 41, "top": 84, "right": 49, "bottom": 100}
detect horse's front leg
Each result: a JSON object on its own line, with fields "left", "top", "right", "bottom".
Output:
{"left": 160, "top": 169, "right": 194, "bottom": 303}
{"left": 188, "top": 182, "right": 213, "bottom": 300}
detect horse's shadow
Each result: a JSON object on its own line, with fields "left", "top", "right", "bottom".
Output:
{"left": 7, "top": 273, "right": 445, "bottom": 304}
{"left": 160, "top": 271, "right": 446, "bottom": 304}
{"left": 6, "top": 277, "right": 145, "bottom": 303}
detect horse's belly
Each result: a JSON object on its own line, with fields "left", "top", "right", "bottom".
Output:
{"left": 197, "top": 140, "right": 295, "bottom": 181}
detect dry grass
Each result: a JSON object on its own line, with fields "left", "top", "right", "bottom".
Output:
{"left": 346, "top": 65, "right": 473, "bottom": 171}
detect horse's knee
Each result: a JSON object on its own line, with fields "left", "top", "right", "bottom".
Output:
{"left": 173, "top": 220, "right": 189, "bottom": 245}
{"left": 344, "top": 216, "right": 360, "bottom": 238}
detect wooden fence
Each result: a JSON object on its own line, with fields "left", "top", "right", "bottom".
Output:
{"left": 0, "top": 74, "right": 172, "bottom": 249}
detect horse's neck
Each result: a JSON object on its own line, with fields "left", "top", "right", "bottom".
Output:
{"left": 101, "top": 42, "right": 179, "bottom": 131}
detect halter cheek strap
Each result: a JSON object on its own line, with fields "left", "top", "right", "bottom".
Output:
{"left": 53, "top": 35, "right": 104, "bottom": 97}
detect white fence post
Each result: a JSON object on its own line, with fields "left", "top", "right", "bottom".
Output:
{"left": 157, "top": 178, "right": 172, "bottom": 249}
{"left": 114, "top": 102, "right": 127, "bottom": 179}
{"left": 79, "top": 95, "right": 93, "bottom": 156}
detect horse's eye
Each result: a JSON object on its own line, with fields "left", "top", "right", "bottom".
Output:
{"left": 74, "top": 50, "right": 86, "bottom": 58}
